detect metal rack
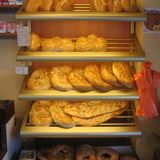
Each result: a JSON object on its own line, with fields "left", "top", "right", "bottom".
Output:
{"left": 17, "top": 35, "right": 145, "bottom": 62}
{"left": 21, "top": 102, "right": 141, "bottom": 138}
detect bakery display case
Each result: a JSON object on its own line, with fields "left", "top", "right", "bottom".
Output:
{"left": 15, "top": 0, "right": 147, "bottom": 157}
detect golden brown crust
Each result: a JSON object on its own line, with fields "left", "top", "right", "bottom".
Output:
{"left": 100, "top": 63, "right": 122, "bottom": 87}
{"left": 27, "top": 68, "right": 51, "bottom": 90}
{"left": 24, "top": 0, "right": 43, "bottom": 12}
{"left": 72, "top": 107, "right": 128, "bottom": 126}
{"left": 29, "top": 101, "right": 52, "bottom": 126}
{"left": 85, "top": 64, "right": 113, "bottom": 91}
{"left": 49, "top": 101, "right": 75, "bottom": 128}
{"left": 96, "top": 146, "right": 119, "bottom": 160}
{"left": 40, "top": 0, "right": 55, "bottom": 11}
{"left": 64, "top": 100, "right": 129, "bottom": 118}
{"left": 55, "top": 0, "right": 74, "bottom": 11}
{"left": 112, "top": 62, "right": 134, "bottom": 88}
{"left": 91, "top": 0, "right": 107, "bottom": 12}
{"left": 62, "top": 38, "right": 75, "bottom": 52}
{"left": 76, "top": 144, "right": 96, "bottom": 160}
{"left": 121, "top": 0, "right": 138, "bottom": 12}
{"left": 50, "top": 66, "right": 73, "bottom": 91}
{"left": 68, "top": 68, "right": 94, "bottom": 91}
{"left": 29, "top": 33, "right": 41, "bottom": 51}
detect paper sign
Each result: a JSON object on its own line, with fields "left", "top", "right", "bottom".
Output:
{"left": 15, "top": 66, "right": 28, "bottom": 75}
{"left": 16, "top": 26, "right": 30, "bottom": 46}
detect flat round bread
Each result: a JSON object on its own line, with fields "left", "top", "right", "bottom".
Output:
{"left": 29, "top": 101, "right": 52, "bottom": 126}
{"left": 49, "top": 101, "right": 75, "bottom": 128}
{"left": 68, "top": 68, "right": 94, "bottom": 91}
{"left": 27, "top": 68, "right": 51, "bottom": 90}
{"left": 85, "top": 64, "right": 113, "bottom": 91}
{"left": 63, "top": 100, "right": 129, "bottom": 118}
{"left": 112, "top": 62, "right": 134, "bottom": 88}
{"left": 50, "top": 66, "right": 73, "bottom": 91}
{"left": 100, "top": 63, "right": 122, "bottom": 87}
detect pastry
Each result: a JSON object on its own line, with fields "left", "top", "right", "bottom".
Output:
{"left": 50, "top": 66, "right": 73, "bottom": 91}
{"left": 75, "top": 36, "right": 88, "bottom": 52}
{"left": 72, "top": 107, "right": 127, "bottom": 126}
{"left": 52, "top": 36, "right": 63, "bottom": 51}
{"left": 40, "top": 0, "right": 55, "bottom": 11}
{"left": 55, "top": 0, "right": 74, "bottom": 11}
{"left": 27, "top": 68, "right": 51, "bottom": 90}
{"left": 121, "top": 0, "right": 138, "bottom": 12}
{"left": 24, "top": 0, "right": 43, "bottom": 12}
{"left": 62, "top": 38, "right": 75, "bottom": 52}
{"left": 68, "top": 68, "right": 94, "bottom": 91}
{"left": 113, "top": 0, "right": 123, "bottom": 12}
{"left": 76, "top": 144, "right": 96, "bottom": 160}
{"left": 100, "top": 63, "right": 122, "bottom": 87}
{"left": 41, "top": 38, "right": 54, "bottom": 51}
{"left": 29, "top": 101, "right": 52, "bottom": 126}
{"left": 49, "top": 101, "right": 75, "bottom": 128}
{"left": 37, "top": 145, "right": 74, "bottom": 160}
{"left": 85, "top": 64, "right": 113, "bottom": 91}
{"left": 96, "top": 37, "right": 107, "bottom": 51}
{"left": 95, "top": 146, "right": 119, "bottom": 160}
{"left": 29, "top": 33, "right": 41, "bottom": 51}
{"left": 63, "top": 100, "right": 129, "bottom": 118}
{"left": 91, "top": 0, "right": 107, "bottom": 12}
{"left": 112, "top": 62, "right": 134, "bottom": 88}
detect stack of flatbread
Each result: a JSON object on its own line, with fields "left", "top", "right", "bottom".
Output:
{"left": 29, "top": 100, "right": 129, "bottom": 128}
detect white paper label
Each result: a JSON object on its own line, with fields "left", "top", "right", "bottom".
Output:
{"left": 16, "top": 26, "right": 30, "bottom": 46}
{"left": 15, "top": 66, "right": 28, "bottom": 75}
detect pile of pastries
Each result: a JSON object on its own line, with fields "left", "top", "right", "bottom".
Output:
{"left": 30, "top": 33, "right": 108, "bottom": 52}
{"left": 29, "top": 100, "right": 129, "bottom": 128}
{"left": 37, "top": 144, "right": 137, "bottom": 160}
{"left": 27, "top": 62, "right": 135, "bottom": 92}
{"left": 24, "top": 0, "right": 138, "bottom": 13}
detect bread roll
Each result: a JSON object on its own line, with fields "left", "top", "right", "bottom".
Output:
{"left": 91, "top": 0, "right": 107, "bottom": 12}
{"left": 112, "top": 62, "right": 134, "bottom": 88}
{"left": 29, "top": 33, "right": 41, "bottom": 51}
{"left": 85, "top": 64, "right": 113, "bottom": 91}
{"left": 55, "top": 0, "right": 74, "bottom": 11}
{"left": 50, "top": 66, "right": 73, "bottom": 91}
{"left": 75, "top": 37, "right": 88, "bottom": 52}
{"left": 29, "top": 101, "right": 52, "bottom": 126}
{"left": 27, "top": 68, "right": 51, "bottom": 90}
{"left": 62, "top": 38, "right": 75, "bottom": 51}
{"left": 121, "top": 0, "right": 138, "bottom": 12}
{"left": 24, "top": 0, "right": 43, "bottom": 12}
{"left": 40, "top": 0, "right": 55, "bottom": 11}
{"left": 41, "top": 38, "right": 54, "bottom": 51}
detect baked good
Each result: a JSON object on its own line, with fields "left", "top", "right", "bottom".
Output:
{"left": 50, "top": 65, "right": 73, "bottom": 91}
{"left": 40, "top": 0, "right": 55, "bottom": 11}
{"left": 85, "top": 64, "right": 113, "bottom": 91}
{"left": 41, "top": 38, "right": 54, "bottom": 51}
{"left": 112, "top": 62, "right": 134, "bottom": 88}
{"left": 113, "top": 0, "right": 123, "bottom": 12}
{"left": 100, "top": 63, "right": 122, "bottom": 87}
{"left": 91, "top": 0, "right": 107, "bottom": 12}
{"left": 55, "top": 0, "right": 74, "bottom": 11}
{"left": 95, "top": 146, "right": 119, "bottom": 160}
{"left": 64, "top": 100, "right": 129, "bottom": 118}
{"left": 27, "top": 68, "right": 51, "bottom": 90}
{"left": 75, "top": 36, "right": 88, "bottom": 52}
{"left": 121, "top": 0, "right": 138, "bottom": 12}
{"left": 49, "top": 101, "right": 75, "bottom": 128}
{"left": 72, "top": 107, "right": 127, "bottom": 126}
{"left": 68, "top": 68, "right": 94, "bottom": 91}
{"left": 62, "top": 38, "right": 75, "bottom": 52}
{"left": 24, "top": 0, "right": 43, "bottom": 12}
{"left": 29, "top": 33, "right": 41, "bottom": 51}
{"left": 76, "top": 144, "right": 96, "bottom": 160}
{"left": 96, "top": 37, "right": 107, "bottom": 51}
{"left": 52, "top": 36, "right": 64, "bottom": 51}
{"left": 37, "top": 145, "right": 74, "bottom": 160}
{"left": 29, "top": 101, "right": 52, "bottom": 126}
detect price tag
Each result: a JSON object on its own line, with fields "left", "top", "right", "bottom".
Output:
{"left": 15, "top": 66, "right": 28, "bottom": 75}
{"left": 16, "top": 26, "right": 30, "bottom": 46}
